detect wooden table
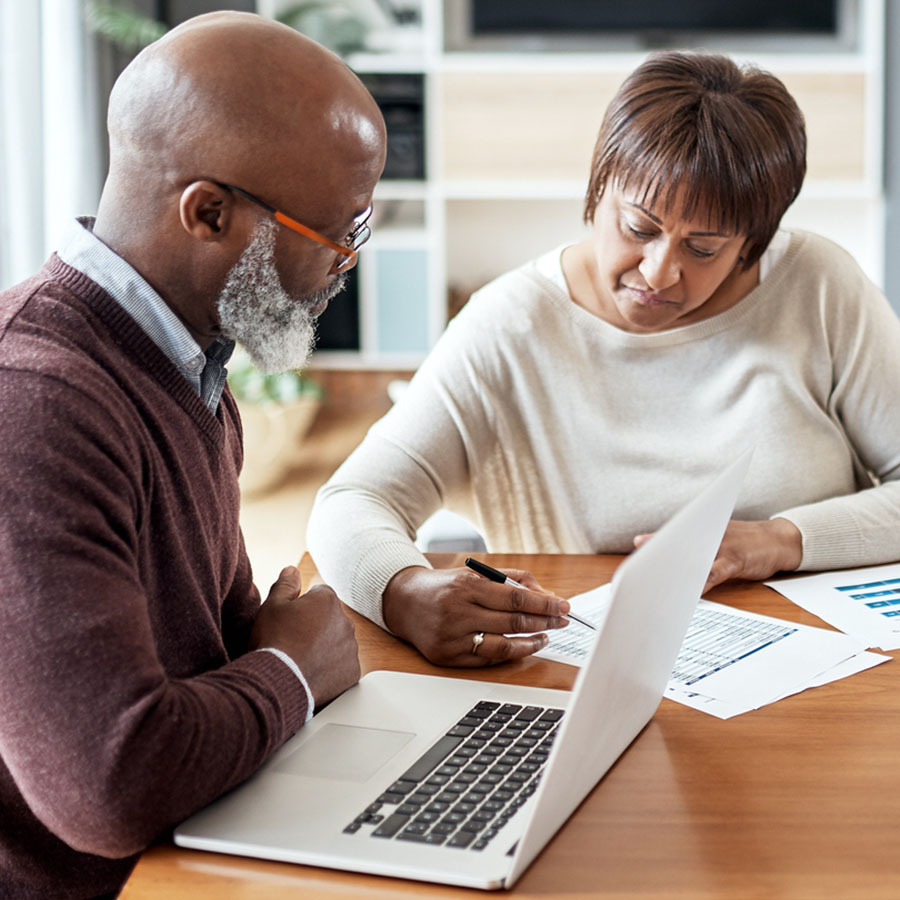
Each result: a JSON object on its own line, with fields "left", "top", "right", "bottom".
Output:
{"left": 121, "top": 553, "right": 900, "bottom": 899}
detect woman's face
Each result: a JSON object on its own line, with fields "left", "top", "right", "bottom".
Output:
{"left": 584, "top": 182, "right": 754, "bottom": 333}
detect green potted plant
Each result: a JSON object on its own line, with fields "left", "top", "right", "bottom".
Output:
{"left": 85, "top": 1, "right": 371, "bottom": 57}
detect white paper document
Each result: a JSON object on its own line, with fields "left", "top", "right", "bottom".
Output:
{"left": 536, "top": 584, "right": 888, "bottom": 719}
{"left": 765, "top": 563, "right": 900, "bottom": 651}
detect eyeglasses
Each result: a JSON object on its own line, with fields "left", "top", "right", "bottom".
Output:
{"left": 219, "top": 183, "right": 372, "bottom": 274}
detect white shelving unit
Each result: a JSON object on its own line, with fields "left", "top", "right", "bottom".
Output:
{"left": 262, "top": 0, "right": 886, "bottom": 369}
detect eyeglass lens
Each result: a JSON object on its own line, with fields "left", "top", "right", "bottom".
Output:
{"left": 346, "top": 209, "right": 373, "bottom": 251}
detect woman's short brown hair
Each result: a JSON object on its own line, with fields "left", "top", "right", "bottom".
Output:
{"left": 584, "top": 51, "right": 806, "bottom": 267}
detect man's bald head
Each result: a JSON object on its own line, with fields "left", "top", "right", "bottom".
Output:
{"left": 106, "top": 11, "right": 383, "bottom": 208}
{"left": 94, "top": 12, "right": 386, "bottom": 349}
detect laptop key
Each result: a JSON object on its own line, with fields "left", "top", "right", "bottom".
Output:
{"left": 395, "top": 831, "right": 428, "bottom": 843}
{"left": 387, "top": 779, "right": 417, "bottom": 795}
{"left": 412, "top": 784, "right": 440, "bottom": 797}
{"left": 372, "top": 813, "right": 410, "bottom": 838}
{"left": 439, "top": 811, "right": 466, "bottom": 826}
{"left": 448, "top": 831, "right": 476, "bottom": 848}
{"left": 478, "top": 720, "right": 503, "bottom": 732}
{"left": 414, "top": 811, "right": 440, "bottom": 823}
{"left": 447, "top": 724, "right": 475, "bottom": 737}
{"left": 400, "top": 735, "right": 464, "bottom": 782}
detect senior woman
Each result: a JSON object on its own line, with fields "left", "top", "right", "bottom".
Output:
{"left": 308, "top": 51, "right": 900, "bottom": 666}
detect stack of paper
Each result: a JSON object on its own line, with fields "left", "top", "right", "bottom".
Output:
{"left": 535, "top": 584, "right": 888, "bottom": 719}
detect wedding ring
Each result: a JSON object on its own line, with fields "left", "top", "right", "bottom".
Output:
{"left": 472, "top": 632, "right": 485, "bottom": 655}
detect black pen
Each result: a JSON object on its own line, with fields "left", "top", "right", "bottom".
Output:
{"left": 464, "top": 557, "right": 597, "bottom": 631}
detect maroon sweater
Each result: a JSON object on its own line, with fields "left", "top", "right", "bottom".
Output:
{"left": 0, "top": 258, "right": 308, "bottom": 899}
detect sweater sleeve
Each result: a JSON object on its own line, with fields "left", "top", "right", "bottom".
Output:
{"left": 0, "top": 372, "right": 309, "bottom": 860}
{"left": 773, "top": 245, "right": 900, "bottom": 570}
{"left": 308, "top": 389, "right": 466, "bottom": 630}
{"left": 307, "top": 305, "right": 492, "bottom": 629}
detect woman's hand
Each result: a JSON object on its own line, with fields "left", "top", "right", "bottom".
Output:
{"left": 634, "top": 517, "right": 803, "bottom": 594}
{"left": 382, "top": 565, "right": 571, "bottom": 667}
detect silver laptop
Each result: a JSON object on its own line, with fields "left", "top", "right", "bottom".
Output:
{"left": 175, "top": 451, "right": 751, "bottom": 889}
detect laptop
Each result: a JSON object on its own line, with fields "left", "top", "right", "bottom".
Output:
{"left": 175, "top": 451, "right": 751, "bottom": 889}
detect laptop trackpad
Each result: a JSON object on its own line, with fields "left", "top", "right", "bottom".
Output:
{"left": 273, "top": 724, "right": 416, "bottom": 782}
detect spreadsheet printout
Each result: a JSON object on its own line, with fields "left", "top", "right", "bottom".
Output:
{"left": 535, "top": 585, "right": 885, "bottom": 717}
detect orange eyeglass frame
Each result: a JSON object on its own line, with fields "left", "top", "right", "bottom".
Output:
{"left": 218, "top": 183, "right": 372, "bottom": 272}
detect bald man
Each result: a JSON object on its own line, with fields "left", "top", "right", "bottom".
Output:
{"left": 0, "top": 12, "right": 385, "bottom": 899}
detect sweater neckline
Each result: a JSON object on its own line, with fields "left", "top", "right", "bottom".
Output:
{"left": 45, "top": 255, "right": 226, "bottom": 444}
{"left": 536, "top": 231, "right": 802, "bottom": 347}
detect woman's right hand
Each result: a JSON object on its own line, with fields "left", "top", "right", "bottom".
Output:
{"left": 382, "top": 565, "right": 571, "bottom": 667}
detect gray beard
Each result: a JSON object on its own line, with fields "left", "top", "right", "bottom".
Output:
{"left": 216, "top": 219, "right": 347, "bottom": 374}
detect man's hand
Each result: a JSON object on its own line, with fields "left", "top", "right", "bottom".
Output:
{"left": 382, "top": 565, "right": 571, "bottom": 667}
{"left": 249, "top": 566, "right": 360, "bottom": 709}
{"left": 633, "top": 517, "right": 803, "bottom": 594}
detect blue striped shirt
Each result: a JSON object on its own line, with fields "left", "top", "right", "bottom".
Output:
{"left": 57, "top": 217, "right": 232, "bottom": 413}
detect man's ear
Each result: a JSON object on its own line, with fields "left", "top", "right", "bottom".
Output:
{"left": 178, "top": 181, "right": 233, "bottom": 241}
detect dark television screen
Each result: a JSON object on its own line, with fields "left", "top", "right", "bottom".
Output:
{"left": 471, "top": 1, "right": 838, "bottom": 35}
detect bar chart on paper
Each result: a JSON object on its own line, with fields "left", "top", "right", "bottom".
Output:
{"left": 767, "top": 563, "right": 900, "bottom": 650}
{"left": 835, "top": 577, "right": 900, "bottom": 616}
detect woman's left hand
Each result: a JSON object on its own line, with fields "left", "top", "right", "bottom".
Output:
{"left": 634, "top": 517, "right": 803, "bottom": 593}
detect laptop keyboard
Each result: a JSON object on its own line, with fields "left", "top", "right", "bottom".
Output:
{"left": 343, "top": 701, "right": 564, "bottom": 851}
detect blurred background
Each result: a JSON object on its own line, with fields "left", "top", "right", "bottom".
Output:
{"left": 1, "top": 0, "right": 895, "bottom": 586}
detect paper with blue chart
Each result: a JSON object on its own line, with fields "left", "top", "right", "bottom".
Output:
{"left": 766, "top": 562, "right": 900, "bottom": 651}
{"left": 535, "top": 583, "right": 887, "bottom": 719}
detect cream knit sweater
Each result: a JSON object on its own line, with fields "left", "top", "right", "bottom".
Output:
{"left": 308, "top": 231, "right": 900, "bottom": 629}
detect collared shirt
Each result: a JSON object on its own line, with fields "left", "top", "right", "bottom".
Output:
{"left": 56, "top": 218, "right": 314, "bottom": 722}
{"left": 57, "top": 217, "right": 233, "bottom": 413}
